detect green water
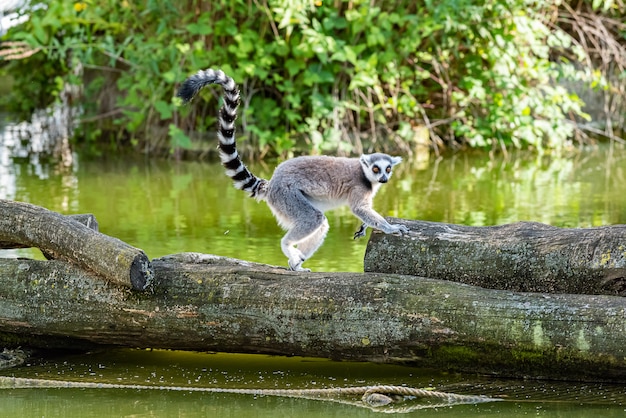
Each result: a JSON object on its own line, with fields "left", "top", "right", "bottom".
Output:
{"left": 1, "top": 143, "right": 626, "bottom": 416}
{"left": 1, "top": 349, "right": 626, "bottom": 417}
{"left": 5, "top": 146, "right": 626, "bottom": 271}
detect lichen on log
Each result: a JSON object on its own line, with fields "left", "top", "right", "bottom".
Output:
{"left": 364, "top": 219, "right": 626, "bottom": 295}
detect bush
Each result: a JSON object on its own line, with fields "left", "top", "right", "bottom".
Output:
{"left": 1, "top": 0, "right": 624, "bottom": 156}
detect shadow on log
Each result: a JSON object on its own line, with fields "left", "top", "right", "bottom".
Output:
{"left": 365, "top": 219, "right": 626, "bottom": 295}
{"left": 0, "top": 253, "right": 626, "bottom": 382}
{"left": 0, "top": 200, "right": 153, "bottom": 290}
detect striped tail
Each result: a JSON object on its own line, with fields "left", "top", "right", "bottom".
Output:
{"left": 177, "top": 69, "right": 267, "bottom": 200}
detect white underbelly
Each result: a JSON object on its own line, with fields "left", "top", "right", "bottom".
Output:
{"left": 308, "top": 197, "right": 347, "bottom": 212}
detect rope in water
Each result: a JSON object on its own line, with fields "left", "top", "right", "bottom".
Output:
{"left": 0, "top": 376, "right": 500, "bottom": 408}
{"left": 0, "top": 350, "right": 500, "bottom": 410}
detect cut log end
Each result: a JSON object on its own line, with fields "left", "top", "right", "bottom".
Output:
{"left": 130, "top": 253, "right": 155, "bottom": 291}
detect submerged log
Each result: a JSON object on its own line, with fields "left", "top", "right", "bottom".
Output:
{"left": 365, "top": 219, "right": 626, "bottom": 296}
{"left": 0, "top": 253, "right": 625, "bottom": 381}
{"left": 0, "top": 200, "right": 153, "bottom": 290}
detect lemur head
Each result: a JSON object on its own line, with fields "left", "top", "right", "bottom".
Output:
{"left": 359, "top": 153, "right": 403, "bottom": 184}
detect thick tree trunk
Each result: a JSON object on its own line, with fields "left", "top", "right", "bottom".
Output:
{"left": 364, "top": 219, "right": 626, "bottom": 295}
{"left": 0, "top": 200, "right": 152, "bottom": 290}
{"left": 0, "top": 253, "right": 625, "bottom": 381}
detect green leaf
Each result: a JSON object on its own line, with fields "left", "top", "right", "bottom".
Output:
{"left": 155, "top": 100, "right": 173, "bottom": 119}
{"left": 285, "top": 59, "right": 303, "bottom": 77}
{"left": 169, "top": 124, "right": 192, "bottom": 149}
{"left": 186, "top": 22, "right": 212, "bottom": 35}
{"left": 162, "top": 71, "right": 177, "bottom": 83}
{"left": 31, "top": 18, "right": 49, "bottom": 44}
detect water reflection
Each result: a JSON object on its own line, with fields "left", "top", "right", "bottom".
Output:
{"left": 394, "top": 148, "right": 626, "bottom": 228}
{"left": 0, "top": 154, "right": 16, "bottom": 200}
{"left": 0, "top": 112, "right": 79, "bottom": 206}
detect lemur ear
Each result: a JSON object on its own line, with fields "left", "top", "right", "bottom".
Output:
{"left": 390, "top": 156, "right": 403, "bottom": 166}
{"left": 359, "top": 154, "right": 371, "bottom": 167}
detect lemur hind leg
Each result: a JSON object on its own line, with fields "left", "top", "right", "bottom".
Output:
{"left": 281, "top": 212, "right": 328, "bottom": 272}
{"left": 280, "top": 234, "right": 308, "bottom": 272}
{"left": 270, "top": 190, "right": 329, "bottom": 272}
{"left": 296, "top": 217, "right": 329, "bottom": 259}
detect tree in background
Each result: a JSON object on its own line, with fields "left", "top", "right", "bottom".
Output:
{"left": 0, "top": 0, "right": 624, "bottom": 157}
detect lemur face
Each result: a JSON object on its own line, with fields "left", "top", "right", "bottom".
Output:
{"left": 360, "top": 153, "right": 403, "bottom": 184}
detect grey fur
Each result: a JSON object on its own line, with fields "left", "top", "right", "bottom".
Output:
{"left": 178, "top": 68, "right": 409, "bottom": 271}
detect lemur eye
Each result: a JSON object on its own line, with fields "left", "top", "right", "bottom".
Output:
{"left": 372, "top": 166, "right": 380, "bottom": 174}
{"left": 385, "top": 166, "right": 391, "bottom": 174}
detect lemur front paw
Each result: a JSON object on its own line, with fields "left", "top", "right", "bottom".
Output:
{"left": 391, "top": 224, "right": 410, "bottom": 235}
{"left": 353, "top": 223, "right": 367, "bottom": 240}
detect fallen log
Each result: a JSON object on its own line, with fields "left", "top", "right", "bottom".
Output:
{"left": 0, "top": 213, "right": 99, "bottom": 261}
{"left": 364, "top": 219, "right": 626, "bottom": 296}
{"left": 0, "top": 253, "right": 625, "bottom": 382}
{"left": 0, "top": 200, "right": 152, "bottom": 290}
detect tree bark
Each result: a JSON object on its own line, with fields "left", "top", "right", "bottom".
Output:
{"left": 0, "top": 214, "right": 99, "bottom": 262}
{"left": 0, "top": 200, "right": 152, "bottom": 290}
{"left": 0, "top": 253, "right": 625, "bottom": 381}
{"left": 364, "top": 219, "right": 626, "bottom": 296}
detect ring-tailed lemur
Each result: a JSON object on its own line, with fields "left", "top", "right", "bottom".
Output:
{"left": 177, "top": 68, "right": 409, "bottom": 271}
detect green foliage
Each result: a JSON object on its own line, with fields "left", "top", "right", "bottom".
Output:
{"left": 1, "top": 0, "right": 623, "bottom": 156}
